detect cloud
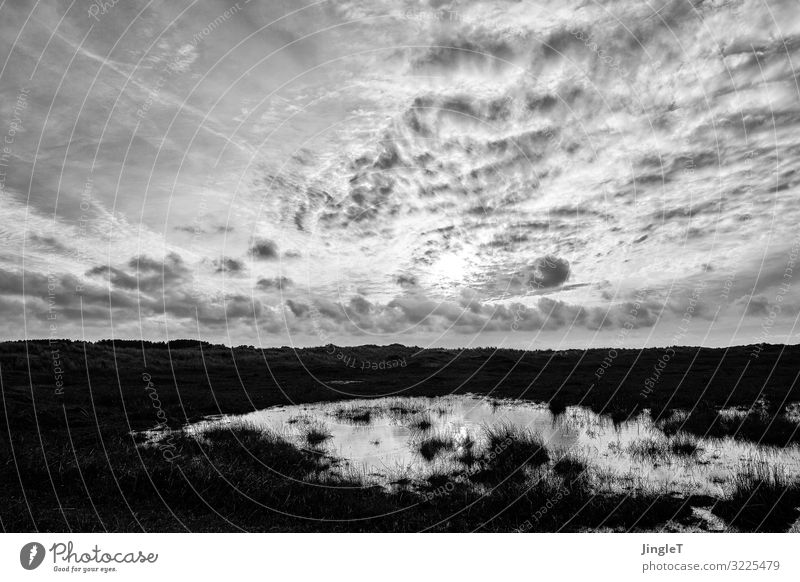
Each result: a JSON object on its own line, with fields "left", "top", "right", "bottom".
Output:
{"left": 286, "top": 299, "right": 309, "bottom": 317}
{"left": 348, "top": 295, "right": 372, "bottom": 315}
{"left": 0, "top": 249, "right": 267, "bottom": 335}
{"left": 256, "top": 276, "right": 292, "bottom": 290}
{"left": 491, "top": 255, "right": 572, "bottom": 296}
{"left": 736, "top": 294, "right": 771, "bottom": 316}
{"left": 528, "top": 255, "right": 571, "bottom": 289}
{"left": 250, "top": 238, "right": 279, "bottom": 260}
{"left": 1, "top": 0, "right": 798, "bottom": 349}
{"left": 174, "top": 224, "right": 233, "bottom": 235}
{"left": 27, "top": 234, "right": 70, "bottom": 254}
{"left": 276, "top": 285, "right": 667, "bottom": 337}
{"left": 214, "top": 257, "right": 244, "bottom": 274}
{"left": 395, "top": 273, "right": 418, "bottom": 288}
{"left": 87, "top": 253, "right": 190, "bottom": 292}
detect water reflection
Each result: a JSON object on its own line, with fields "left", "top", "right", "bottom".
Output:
{"left": 156, "top": 395, "right": 800, "bottom": 495}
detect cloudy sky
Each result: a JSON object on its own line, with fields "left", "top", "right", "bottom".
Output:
{"left": 0, "top": 0, "right": 798, "bottom": 349}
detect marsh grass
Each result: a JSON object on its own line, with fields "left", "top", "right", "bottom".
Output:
{"left": 626, "top": 433, "right": 703, "bottom": 463}
{"left": 331, "top": 405, "right": 373, "bottom": 425}
{"left": 416, "top": 433, "right": 455, "bottom": 461}
{"left": 1, "top": 416, "right": 780, "bottom": 533}
{"left": 453, "top": 432, "right": 477, "bottom": 463}
{"left": 327, "top": 398, "right": 429, "bottom": 427}
{"left": 713, "top": 460, "right": 800, "bottom": 531}
{"left": 410, "top": 414, "right": 433, "bottom": 432}
{"left": 552, "top": 453, "right": 588, "bottom": 480}
{"left": 670, "top": 434, "right": 702, "bottom": 457}
{"left": 470, "top": 423, "right": 550, "bottom": 483}
{"left": 5, "top": 339, "right": 799, "bottom": 533}
{"left": 301, "top": 422, "right": 332, "bottom": 446}
{"left": 384, "top": 399, "right": 423, "bottom": 418}
{"left": 659, "top": 406, "right": 800, "bottom": 446}
{"left": 627, "top": 438, "right": 670, "bottom": 462}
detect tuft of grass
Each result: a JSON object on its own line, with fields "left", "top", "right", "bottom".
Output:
{"left": 552, "top": 453, "right": 588, "bottom": 479}
{"left": 471, "top": 424, "right": 549, "bottom": 483}
{"left": 670, "top": 434, "right": 702, "bottom": 457}
{"left": 416, "top": 434, "right": 455, "bottom": 461}
{"left": 627, "top": 438, "right": 670, "bottom": 462}
{"left": 713, "top": 460, "right": 800, "bottom": 531}
{"left": 455, "top": 434, "right": 478, "bottom": 466}
{"left": 425, "top": 472, "right": 452, "bottom": 488}
{"left": 385, "top": 400, "right": 422, "bottom": 418}
{"left": 332, "top": 406, "right": 373, "bottom": 425}
{"left": 301, "top": 422, "right": 332, "bottom": 446}
{"left": 410, "top": 415, "right": 433, "bottom": 432}
{"left": 659, "top": 406, "right": 800, "bottom": 446}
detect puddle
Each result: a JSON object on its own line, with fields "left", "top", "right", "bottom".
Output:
{"left": 143, "top": 395, "right": 800, "bottom": 495}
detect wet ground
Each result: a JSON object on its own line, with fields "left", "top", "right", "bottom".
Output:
{"left": 144, "top": 395, "right": 800, "bottom": 498}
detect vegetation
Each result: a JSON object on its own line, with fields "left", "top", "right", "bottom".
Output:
{"left": 416, "top": 434, "right": 455, "bottom": 461}
{"left": 712, "top": 461, "right": 800, "bottom": 531}
{"left": 301, "top": 422, "right": 332, "bottom": 446}
{"left": 1, "top": 339, "right": 798, "bottom": 532}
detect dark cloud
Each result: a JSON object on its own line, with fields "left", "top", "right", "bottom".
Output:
{"left": 27, "top": 233, "right": 70, "bottom": 253}
{"left": 274, "top": 284, "right": 672, "bottom": 337}
{"left": 214, "top": 257, "right": 244, "bottom": 274}
{"left": 250, "top": 238, "right": 279, "bottom": 260}
{"left": 256, "top": 276, "right": 292, "bottom": 290}
{"left": 348, "top": 295, "right": 372, "bottom": 315}
{"left": 0, "top": 269, "right": 44, "bottom": 295}
{"left": 529, "top": 255, "right": 571, "bottom": 288}
{"left": 395, "top": 273, "right": 418, "bottom": 288}
{"left": 497, "top": 255, "right": 571, "bottom": 295}
{"left": 0, "top": 268, "right": 138, "bottom": 321}
{"left": 86, "top": 265, "right": 138, "bottom": 290}
{"left": 738, "top": 294, "right": 771, "bottom": 316}
{"left": 174, "top": 224, "right": 233, "bottom": 235}
{"left": 286, "top": 299, "right": 309, "bottom": 317}
{"left": 87, "top": 253, "right": 190, "bottom": 292}
{"left": 0, "top": 250, "right": 266, "bottom": 333}
{"left": 313, "top": 297, "right": 349, "bottom": 322}
{"left": 486, "top": 231, "right": 529, "bottom": 249}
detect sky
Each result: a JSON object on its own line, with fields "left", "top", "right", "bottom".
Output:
{"left": 0, "top": 0, "right": 799, "bottom": 350}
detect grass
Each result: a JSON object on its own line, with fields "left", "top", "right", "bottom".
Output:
{"left": 552, "top": 453, "right": 588, "bottom": 479}
{"left": 385, "top": 399, "right": 423, "bottom": 418}
{"left": 455, "top": 433, "right": 478, "bottom": 465}
{"left": 627, "top": 438, "right": 670, "bottom": 462}
{"left": 416, "top": 433, "right": 455, "bottom": 461}
{"left": 670, "top": 434, "right": 702, "bottom": 457}
{"left": 329, "top": 399, "right": 430, "bottom": 426}
{"left": 301, "top": 422, "right": 332, "bottom": 446}
{"left": 3, "top": 339, "right": 799, "bottom": 532}
{"left": 331, "top": 405, "right": 373, "bottom": 425}
{"left": 713, "top": 460, "right": 800, "bottom": 531}
{"left": 456, "top": 448, "right": 479, "bottom": 466}
{"left": 658, "top": 406, "right": 800, "bottom": 446}
{"left": 410, "top": 415, "right": 433, "bottom": 431}
{"left": 2, "top": 417, "right": 791, "bottom": 533}
{"left": 471, "top": 424, "right": 550, "bottom": 483}
{"left": 625, "top": 433, "right": 703, "bottom": 464}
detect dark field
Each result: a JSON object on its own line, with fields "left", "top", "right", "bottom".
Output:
{"left": 1, "top": 340, "right": 799, "bottom": 532}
